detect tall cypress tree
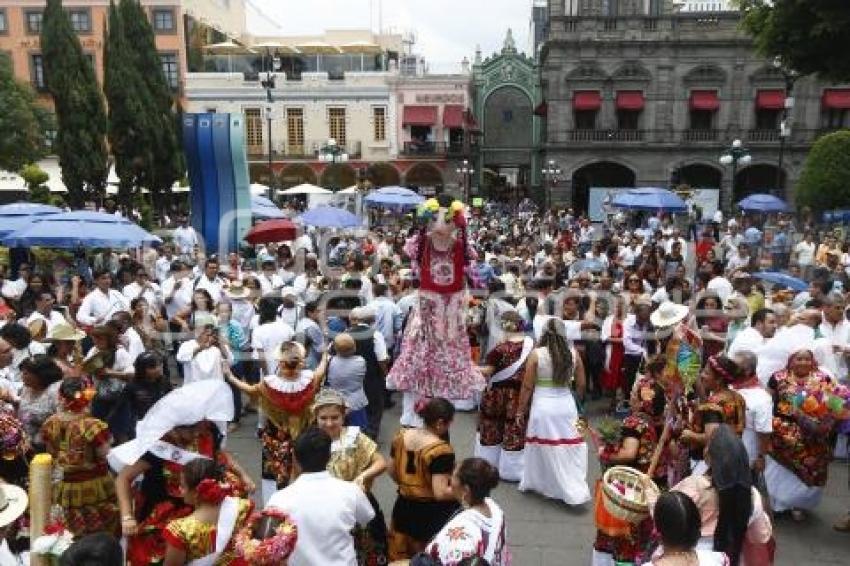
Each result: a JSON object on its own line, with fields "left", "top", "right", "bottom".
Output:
{"left": 119, "top": 0, "right": 184, "bottom": 215}
{"left": 41, "top": 0, "right": 108, "bottom": 208}
{"left": 104, "top": 1, "right": 154, "bottom": 213}
{"left": 0, "top": 54, "right": 48, "bottom": 172}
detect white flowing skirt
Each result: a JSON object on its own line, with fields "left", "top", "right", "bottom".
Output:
{"left": 518, "top": 387, "right": 591, "bottom": 505}
{"left": 764, "top": 455, "right": 823, "bottom": 512}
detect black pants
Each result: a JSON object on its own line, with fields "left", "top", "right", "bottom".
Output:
{"left": 623, "top": 354, "right": 643, "bottom": 398}
{"left": 364, "top": 371, "right": 384, "bottom": 440}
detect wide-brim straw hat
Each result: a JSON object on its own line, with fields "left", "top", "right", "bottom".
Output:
{"left": 46, "top": 322, "right": 87, "bottom": 342}
{"left": 650, "top": 301, "right": 690, "bottom": 328}
{"left": 0, "top": 483, "right": 28, "bottom": 528}
{"left": 225, "top": 282, "right": 250, "bottom": 299}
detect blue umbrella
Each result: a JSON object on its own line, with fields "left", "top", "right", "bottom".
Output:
{"left": 737, "top": 193, "right": 789, "bottom": 213}
{"left": 298, "top": 205, "right": 359, "bottom": 228}
{"left": 251, "top": 195, "right": 277, "bottom": 209}
{"left": 0, "top": 202, "right": 63, "bottom": 238}
{"left": 611, "top": 187, "right": 687, "bottom": 212}
{"left": 752, "top": 271, "right": 808, "bottom": 292}
{"left": 1, "top": 210, "right": 161, "bottom": 248}
{"left": 364, "top": 186, "right": 425, "bottom": 209}
{"left": 249, "top": 194, "right": 285, "bottom": 219}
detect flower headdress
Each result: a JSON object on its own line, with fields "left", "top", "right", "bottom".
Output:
{"left": 195, "top": 478, "right": 232, "bottom": 505}
{"left": 234, "top": 508, "right": 298, "bottom": 565}
{"left": 60, "top": 387, "right": 96, "bottom": 413}
{"left": 0, "top": 411, "right": 27, "bottom": 461}
{"left": 416, "top": 198, "right": 466, "bottom": 228}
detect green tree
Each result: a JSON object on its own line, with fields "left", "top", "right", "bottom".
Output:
{"left": 41, "top": 0, "right": 108, "bottom": 208}
{"left": 739, "top": 0, "right": 850, "bottom": 81}
{"left": 0, "top": 55, "right": 48, "bottom": 172}
{"left": 119, "top": 0, "right": 184, "bottom": 216}
{"left": 796, "top": 130, "right": 850, "bottom": 213}
{"left": 20, "top": 163, "right": 50, "bottom": 204}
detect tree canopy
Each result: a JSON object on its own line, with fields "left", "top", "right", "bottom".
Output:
{"left": 795, "top": 130, "right": 850, "bottom": 213}
{"left": 0, "top": 55, "right": 49, "bottom": 172}
{"left": 739, "top": 0, "right": 850, "bottom": 81}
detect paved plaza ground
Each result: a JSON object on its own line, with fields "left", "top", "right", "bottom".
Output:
{"left": 225, "top": 399, "right": 850, "bottom": 566}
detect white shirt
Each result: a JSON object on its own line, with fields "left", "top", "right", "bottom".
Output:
{"left": 266, "top": 471, "right": 374, "bottom": 566}
{"left": 731, "top": 383, "right": 773, "bottom": 465}
{"left": 76, "top": 288, "right": 130, "bottom": 326}
{"left": 172, "top": 225, "right": 198, "bottom": 255}
{"left": 122, "top": 328, "right": 145, "bottom": 364}
{"left": 192, "top": 275, "right": 226, "bottom": 305}
{"left": 175, "top": 341, "right": 232, "bottom": 384}
{"left": 706, "top": 276, "right": 733, "bottom": 305}
{"left": 0, "top": 279, "right": 24, "bottom": 301}
{"left": 122, "top": 281, "right": 162, "bottom": 310}
{"left": 257, "top": 273, "right": 284, "bottom": 296}
{"left": 369, "top": 296, "right": 401, "bottom": 349}
{"left": 251, "top": 320, "right": 295, "bottom": 375}
{"left": 155, "top": 256, "right": 172, "bottom": 283}
{"left": 727, "top": 326, "right": 767, "bottom": 359}
{"left": 794, "top": 241, "right": 816, "bottom": 266}
{"left": 664, "top": 237, "right": 689, "bottom": 260}
{"left": 25, "top": 310, "right": 66, "bottom": 333}
{"left": 818, "top": 318, "right": 850, "bottom": 380}
{"left": 161, "top": 275, "right": 193, "bottom": 320}
{"left": 293, "top": 234, "right": 314, "bottom": 254}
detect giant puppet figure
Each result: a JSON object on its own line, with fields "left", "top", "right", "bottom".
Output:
{"left": 388, "top": 194, "right": 486, "bottom": 425}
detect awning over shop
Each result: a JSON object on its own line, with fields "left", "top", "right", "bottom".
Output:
{"left": 616, "top": 91, "right": 645, "bottom": 110}
{"left": 442, "top": 105, "right": 465, "bottom": 128}
{"left": 822, "top": 88, "right": 850, "bottom": 109}
{"left": 402, "top": 105, "right": 438, "bottom": 126}
{"left": 689, "top": 90, "right": 720, "bottom": 111}
{"left": 573, "top": 91, "right": 601, "bottom": 111}
{"left": 756, "top": 89, "right": 785, "bottom": 110}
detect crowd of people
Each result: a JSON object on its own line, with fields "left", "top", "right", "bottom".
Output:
{"left": 0, "top": 197, "right": 847, "bottom": 566}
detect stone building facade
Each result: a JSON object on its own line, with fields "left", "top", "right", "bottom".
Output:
{"left": 539, "top": 0, "right": 850, "bottom": 211}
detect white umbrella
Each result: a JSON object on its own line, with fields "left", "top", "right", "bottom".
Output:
{"left": 170, "top": 181, "right": 190, "bottom": 194}
{"left": 279, "top": 183, "right": 331, "bottom": 195}
{"left": 338, "top": 185, "right": 359, "bottom": 194}
{"left": 250, "top": 182, "right": 270, "bottom": 196}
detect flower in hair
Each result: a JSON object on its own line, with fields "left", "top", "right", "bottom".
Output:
{"left": 195, "top": 478, "right": 231, "bottom": 504}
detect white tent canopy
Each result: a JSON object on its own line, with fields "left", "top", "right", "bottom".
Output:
{"left": 250, "top": 182, "right": 270, "bottom": 196}
{"left": 0, "top": 171, "right": 26, "bottom": 193}
{"left": 338, "top": 185, "right": 359, "bottom": 194}
{"left": 279, "top": 183, "right": 331, "bottom": 195}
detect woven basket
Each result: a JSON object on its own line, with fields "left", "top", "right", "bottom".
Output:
{"left": 601, "top": 466, "right": 659, "bottom": 523}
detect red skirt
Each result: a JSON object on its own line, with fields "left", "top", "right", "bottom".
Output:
{"left": 600, "top": 343, "right": 625, "bottom": 392}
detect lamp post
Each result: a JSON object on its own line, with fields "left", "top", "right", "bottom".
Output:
{"left": 719, "top": 139, "right": 752, "bottom": 207}
{"left": 260, "top": 56, "right": 278, "bottom": 199}
{"left": 456, "top": 159, "right": 474, "bottom": 203}
{"left": 773, "top": 56, "right": 799, "bottom": 197}
{"left": 541, "top": 159, "right": 562, "bottom": 212}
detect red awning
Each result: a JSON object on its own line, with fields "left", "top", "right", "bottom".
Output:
{"left": 402, "top": 105, "right": 438, "bottom": 126}
{"left": 756, "top": 90, "right": 785, "bottom": 110}
{"left": 573, "top": 91, "right": 601, "bottom": 111}
{"left": 689, "top": 90, "right": 720, "bottom": 111}
{"left": 442, "top": 105, "right": 464, "bottom": 128}
{"left": 464, "top": 109, "right": 480, "bottom": 131}
{"left": 822, "top": 89, "right": 850, "bottom": 109}
{"left": 616, "top": 91, "right": 645, "bottom": 110}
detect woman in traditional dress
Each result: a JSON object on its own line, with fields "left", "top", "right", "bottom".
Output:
{"left": 424, "top": 458, "right": 509, "bottom": 565}
{"left": 84, "top": 324, "right": 134, "bottom": 443}
{"left": 41, "top": 378, "right": 118, "bottom": 537}
{"left": 387, "top": 195, "right": 486, "bottom": 425}
{"left": 475, "top": 310, "right": 535, "bottom": 481}
{"left": 313, "top": 388, "right": 389, "bottom": 565}
{"left": 111, "top": 380, "right": 254, "bottom": 566}
{"left": 765, "top": 347, "right": 838, "bottom": 521}
{"left": 387, "top": 397, "right": 460, "bottom": 561}
{"left": 600, "top": 293, "right": 626, "bottom": 408}
{"left": 517, "top": 318, "right": 591, "bottom": 505}
{"left": 225, "top": 342, "right": 329, "bottom": 504}
{"left": 163, "top": 458, "right": 254, "bottom": 566}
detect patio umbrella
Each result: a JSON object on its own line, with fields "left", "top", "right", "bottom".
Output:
{"left": 251, "top": 194, "right": 277, "bottom": 209}
{"left": 737, "top": 193, "right": 789, "bottom": 213}
{"left": 611, "top": 187, "right": 687, "bottom": 212}
{"left": 0, "top": 202, "right": 62, "bottom": 238}
{"left": 0, "top": 211, "right": 161, "bottom": 248}
{"left": 298, "top": 205, "right": 359, "bottom": 228}
{"left": 338, "top": 41, "right": 382, "bottom": 54}
{"left": 244, "top": 218, "right": 298, "bottom": 244}
{"left": 338, "top": 186, "right": 359, "bottom": 194}
{"left": 250, "top": 183, "right": 270, "bottom": 196}
{"left": 364, "top": 186, "right": 425, "bottom": 209}
{"left": 752, "top": 271, "right": 808, "bottom": 292}
{"left": 279, "top": 183, "right": 331, "bottom": 195}
{"left": 250, "top": 195, "right": 285, "bottom": 219}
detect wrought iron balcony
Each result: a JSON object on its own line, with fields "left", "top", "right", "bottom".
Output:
{"left": 401, "top": 141, "right": 448, "bottom": 156}
{"left": 682, "top": 129, "right": 719, "bottom": 142}
{"left": 747, "top": 129, "right": 781, "bottom": 143}
{"left": 567, "top": 129, "right": 645, "bottom": 142}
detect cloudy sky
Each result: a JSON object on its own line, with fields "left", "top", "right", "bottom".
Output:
{"left": 247, "top": 0, "right": 535, "bottom": 73}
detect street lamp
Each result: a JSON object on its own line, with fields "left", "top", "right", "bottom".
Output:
{"left": 260, "top": 60, "right": 277, "bottom": 198}
{"left": 455, "top": 159, "right": 474, "bottom": 203}
{"left": 541, "top": 159, "right": 562, "bottom": 211}
{"left": 773, "top": 56, "right": 799, "bottom": 197}
{"left": 719, "top": 139, "right": 752, "bottom": 206}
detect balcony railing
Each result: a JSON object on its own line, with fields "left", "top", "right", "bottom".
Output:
{"left": 747, "top": 129, "right": 781, "bottom": 143}
{"left": 568, "top": 129, "right": 645, "bottom": 142}
{"left": 247, "top": 140, "right": 362, "bottom": 160}
{"left": 682, "top": 129, "right": 719, "bottom": 142}
{"left": 401, "top": 141, "right": 449, "bottom": 156}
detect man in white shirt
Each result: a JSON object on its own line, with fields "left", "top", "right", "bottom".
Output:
{"left": 192, "top": 259, "right": 227, "bottom": 305}
{"left": 154, "top": 244, "right": 175, "bottom": 284}
{"left": 794, "top": 232, "right": 817, "bottom": 279}
{"left": 176, "top": 324, "right": 233, "bottom": 383}
{"left": 256, "top": 260, "right": 284, "bottom": 297}
{"left": 25, "top": 291, "right": 67, "bottom": 334}
{"left": 706, "top": 262, "right": 733, "bottom": 305}
{"left": 252, "top": 298, "right": 295, "bottom": 375}
{"left": 266, "top": 427, "right": 374, "bottom": 566}
{"left": 728, "top": 308, "right": 777, "bottom": 358}
{"left": 110, "top": 312, "right": 145, "bottom": 364}
{"left": 368, "top": 282, "right": 402, "bottom": 354}
{"left": 76, "top": 270, "right": 130, "bottom": 328}
{"left": 731, "top": 351, "right": 773, "bottom": 471}
{"left": 818, "top": 292, "right": 850, "bottom": 380}
{"left": 122, "top": 267, "right": 162, "bottom": 311}
{"left": 161, "top": 261, "right": 193, "bottom": 320}
{"left": 172, "top": 216, "right": 200, "bottom": 257}
{"left": 719, "top": 225, "right": 743, "bottom": 261}
{"left": 0, "top": 266, "right": 25, "bottom": 302}
{"left": 725, "top": 242, "right": 752, "bottom": 273}
{"left": 664, "top": 228, "right": 688, "bottom": 261}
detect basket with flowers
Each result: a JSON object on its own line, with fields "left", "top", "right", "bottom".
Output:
{"left": 785, "top": 382, "right": 850, "bottom": 436}
{"left": 588, "top": 417, "right": 623, "bottom": 466}
{"left": 233, "top": 508, "right": 298, "bottom": 566}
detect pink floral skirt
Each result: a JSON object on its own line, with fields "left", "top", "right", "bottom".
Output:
{"left": 387, "top": 290, "right": 485, "bottom": 400}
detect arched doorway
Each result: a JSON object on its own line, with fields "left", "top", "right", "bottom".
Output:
{"left": 571, "top": 161, "right": 636, "bottom": 213}
{"left": 320, "top": 163, "right": 357, "bottom": 190}
{"left": 404, "top": 163, "right": 443, "bottom": 192}
{"left": 675, "top": 163, "right": 722, "bottom": 189}
{"left": 734, "top": 164, "right": 786, "bottom": 200}
{"left": 249, "top": 164, "right": 273, "bottom": 185}
{"left": 482, "top": 86, "right": 534, "bottom": 199}
{"left": 367, "top": 162, "right": 401, "bottom": 188}
{"left": 279, "top": 163, "right": 318, "bottom": 189}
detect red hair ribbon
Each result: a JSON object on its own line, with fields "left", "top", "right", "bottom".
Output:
{"left": 195, "top": 479, "right": 231, "bottom": 504}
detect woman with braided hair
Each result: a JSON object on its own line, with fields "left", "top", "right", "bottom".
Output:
{"left": 517, "top": 318, "right": 591, "bottom": 505}
{"left": 387, "top": 194, "right": 486, "bottom": 426}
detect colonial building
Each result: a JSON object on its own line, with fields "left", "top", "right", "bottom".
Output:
{"left": 539, "top": 0, "right": 850, "bottom": 211}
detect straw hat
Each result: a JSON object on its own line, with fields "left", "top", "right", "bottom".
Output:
{"left": 225, "top": 281, "right": 250, "bottom": 299}
{"left": 650, "top": 301, "right": 689, "bottom": 328}
{"left": 46, "top": 323, "right": 87, "bottom": 342}
{"left": 0, "top": 483, "right": 28, "bottom": 528}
